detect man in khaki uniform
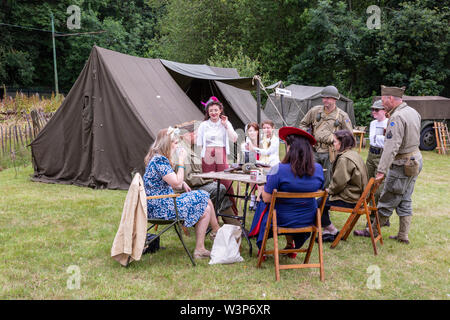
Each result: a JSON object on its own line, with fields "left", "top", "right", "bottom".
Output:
{"left": 299, "top": 85, "right": 353, "bottom": 187}
{"left": 374, "top": 85, "right": 422, "bottom": 244}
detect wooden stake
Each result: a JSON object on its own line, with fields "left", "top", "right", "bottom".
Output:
{"left": 434, "top": 121, "right": 441, "bottom": 154}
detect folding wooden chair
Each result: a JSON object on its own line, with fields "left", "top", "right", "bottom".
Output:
{"left": 257, "top": 190, "right": 328, "bottom": 281}
{"left": 145, "top": 194, "right": 196, "bottom": 266}
{"left": 329, "top": 177, "right": 384, "bottom": 255}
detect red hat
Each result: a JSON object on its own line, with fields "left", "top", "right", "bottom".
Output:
{"left": 279, "top": 126, "right": 316, "bottom": 146}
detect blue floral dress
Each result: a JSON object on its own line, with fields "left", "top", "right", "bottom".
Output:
{"left": 143, "top": 154, "right": 209, "bottom": 227}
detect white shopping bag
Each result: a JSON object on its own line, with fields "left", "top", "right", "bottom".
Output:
{"left": 209, "top": 224, "right": 244, "bottom": 264}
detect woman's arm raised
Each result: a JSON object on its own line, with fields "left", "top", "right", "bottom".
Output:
{"left": 162, "top": 148, "right": 186, "bottom": 190}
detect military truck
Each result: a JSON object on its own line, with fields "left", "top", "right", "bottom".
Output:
{"left": 374, "top": 96, "right": 450, "bottom": 151}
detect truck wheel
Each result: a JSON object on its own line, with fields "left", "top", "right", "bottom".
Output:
{"left": 419, "top": 126, "right": 436, "bottom": 151}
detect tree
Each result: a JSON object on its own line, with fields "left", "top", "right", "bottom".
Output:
{"left": 146, "top": 0, "right": 243, "bottom": 63}
{"left": 287, "top": 0, "right": 376, "bottom": 97}
{"left": 0, "top": 49, "right": 35, "bottom": 87}
{"left": 0, "top": 0, "right": 161, "bottom": 91}
{"left": 373, "top": 1, "right": 450, "bottom": 96}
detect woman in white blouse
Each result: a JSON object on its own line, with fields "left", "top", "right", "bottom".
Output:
{"left": 241, "top": 122, "right": 260, "bottom": 163}
{"left": 196, "top": 97, "right": 238, "bottom": 215}
{"left": 249, "top": 120, "right": 280, "bottom": 167}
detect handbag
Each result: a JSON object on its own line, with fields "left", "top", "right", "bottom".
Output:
{"left": 209, "top": 225, "right": 244, "bottom": 264}
{"left": 142, "top": 233, "right": 160, "bottom": 255}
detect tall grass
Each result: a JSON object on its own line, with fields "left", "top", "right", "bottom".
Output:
{"left": 1, "top": 90, "right": 64, "bottom": 117}
{"left": 0, "top": 93, "right": 62, "bottom": 170}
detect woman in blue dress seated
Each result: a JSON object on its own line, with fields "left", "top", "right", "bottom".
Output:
{"left": 249, "top": 126, "right": 325, "bottom": 257}
{"left": 143, "top": 127, "right": 220, "bottom": 259}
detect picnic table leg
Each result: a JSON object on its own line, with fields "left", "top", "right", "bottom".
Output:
{"left": 240, "top": 183, "right": 252, "bottom": 256}
{"left": 359, "top": 133, "right": 363, "bottom": 153}
{"left": 215, "top": 178, "right": 222, "bottom": 214}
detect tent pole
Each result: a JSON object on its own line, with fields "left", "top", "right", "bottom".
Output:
{"left": 256, "top": 78, "right": 261, "bottom": 148}
{"left": 256, "top": 78, "right": 261, "bottom": 126}
{"left": 280, "top": 82, "right": 284, "bottom": 120}
{"left": 51, "top": 13, "right": 59, "bottom": 95}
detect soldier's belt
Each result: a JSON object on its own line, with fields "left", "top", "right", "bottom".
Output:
{"left": 315, "top": 142, "right": 331, "bottom": 151}
{"left": 369, "top": 146, "right": 383, "bottom": 155}
{"left": 394, "top": 148, "right": 420, "bottom": 160}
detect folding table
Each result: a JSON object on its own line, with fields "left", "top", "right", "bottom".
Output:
{"left": 191, "top": 171, "right": 267, "bottom": 256}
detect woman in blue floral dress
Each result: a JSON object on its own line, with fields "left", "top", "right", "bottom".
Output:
{"left": 143, "top": 127, "right": 220, "bottom": 259}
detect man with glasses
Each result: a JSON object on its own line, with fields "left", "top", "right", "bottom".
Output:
{"left": 354, "top": 99, "right": 389, "bottom": 237}
{"left": 366, "top": 99, "right": 388, "bottom": 199}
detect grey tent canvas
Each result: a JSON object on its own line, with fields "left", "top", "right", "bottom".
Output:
{"left": 264, "top": 84, "right": 356, "bottom": 128}
{"left": 31, "top": 46, "right": 265, "bottom": 190}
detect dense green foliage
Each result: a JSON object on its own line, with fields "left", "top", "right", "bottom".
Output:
{"left": 0, "top": 0, "right": 161, "bottom": 91}
{"left": 1, "top": 0, "right": 449, "bottom": 125}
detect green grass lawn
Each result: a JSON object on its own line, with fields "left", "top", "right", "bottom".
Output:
{"left": 0, "top": 150, "right": 449, "bottom": 299}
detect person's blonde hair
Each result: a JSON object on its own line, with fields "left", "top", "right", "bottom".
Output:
{"left": 144, "top": 128, "right": 176, "bottom": 166}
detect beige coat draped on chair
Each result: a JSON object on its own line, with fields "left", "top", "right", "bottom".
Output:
{"left": 111, "top": 173, "right": 147, "bottom": 266}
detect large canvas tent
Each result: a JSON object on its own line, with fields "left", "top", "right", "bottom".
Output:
{"left": 31, "top": 46, "right": 266, "bottom": 190}
{"left": 264, "top": 84, "right": 356, "bottom": 128}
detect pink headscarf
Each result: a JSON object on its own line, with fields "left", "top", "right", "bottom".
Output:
{"left": 200, "top": 96, "right": 219, "bottom": 109}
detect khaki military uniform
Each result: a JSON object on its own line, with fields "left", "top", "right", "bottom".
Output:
{"left": 376, "top": 102, "right": 422, "bottom": 241}
{"left": 329, "top": 149, "right": 368, "bottom": 203}
{"left": 299, "top": 105, "right": 353, "bottom": 186}
{"left": 321, "top": 149, "right": 368, "bottom": 228}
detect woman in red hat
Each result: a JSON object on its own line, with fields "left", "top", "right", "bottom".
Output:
{"left": 248, "top": 126, "right": 325, "bottom": 256}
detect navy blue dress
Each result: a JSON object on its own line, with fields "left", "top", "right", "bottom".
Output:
{"left": 249, "top": 162, "right": 325, "bottom": 248}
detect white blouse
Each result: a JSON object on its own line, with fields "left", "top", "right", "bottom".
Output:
{"left": 253, "top": 134, "right": 280, "bottom": 167}
{"left": 196, "top": 119, "right": 237, "bottom": 157}
{"left": 204, "top": 120, "right": 226, "bottom": 147}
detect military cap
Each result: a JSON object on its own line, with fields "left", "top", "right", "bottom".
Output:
{"left": 371, "top": 99, "right": 384, "bottom": 109}
{"left": 381, "top": 85, "right": 405, "bottom": 98}
{"left": 321, "top": 85, "right": 340, "bottom": 99}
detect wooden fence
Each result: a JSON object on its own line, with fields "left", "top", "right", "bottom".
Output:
{"left": 0, "top": 109, "right": 50, "bottom": 158}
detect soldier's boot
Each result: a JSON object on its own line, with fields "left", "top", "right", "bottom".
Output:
{"left": 354, "top": 214, "right": 389, "bottom": 238}
{"left": 364, "top": 214, "right": 390, "bottom": 228}
{"left": 389, "top": 215, "right": 411, "bottom": 244}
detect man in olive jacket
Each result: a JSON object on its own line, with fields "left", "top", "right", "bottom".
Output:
{"left": 374, "top": 85, "right": 422, "bottom": 244}
{"left": 328, "top": 149, "right": 368, "bottom": 204}
{"left": 299, "top": 85, "right": 353, "bottom": 187}
{"left": 320, "top": 130, "right": 368, "bottom": 241}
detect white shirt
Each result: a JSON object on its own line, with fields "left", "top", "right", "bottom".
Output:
{"left": 253, "top": 134, "right": 280, "bottom": 167}
{"left": 369, "top": 118, "right": 388, "bottom": 148}
{"left": 196, "top": 119, "right": 237, "bottom": 157}
{"left": 204, "top": 120, "right": 226, "bottom": 147}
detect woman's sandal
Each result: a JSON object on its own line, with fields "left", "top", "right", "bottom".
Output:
{"left": 193, "top": 249, "right": 211, "bottom": 259}
{"left": 281, "top": 241, "right": 297, "bottom": 259}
